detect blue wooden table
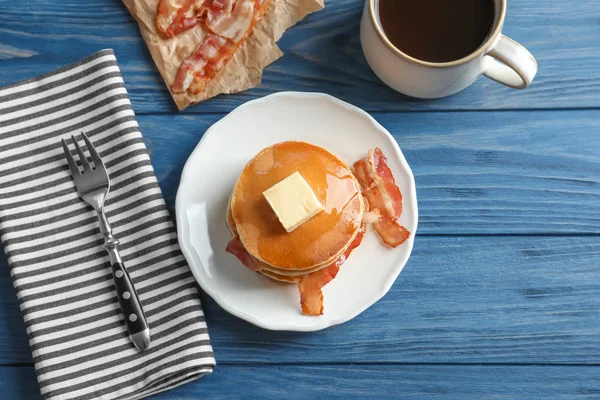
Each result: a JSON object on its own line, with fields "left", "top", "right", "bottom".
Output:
{"left": 1, "top": 0, "right": 599, "bottom": 398}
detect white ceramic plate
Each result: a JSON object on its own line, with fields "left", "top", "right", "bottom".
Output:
{"left": 175, "top": 92, "right": 418, "bottom": 331}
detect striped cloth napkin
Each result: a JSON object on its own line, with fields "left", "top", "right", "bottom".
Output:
{"left": 0, "top": 50, "right": 215, "bottom": 399}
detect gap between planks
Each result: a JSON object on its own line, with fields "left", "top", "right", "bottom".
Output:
{"left": 132, "top": 107, "right": 600, "bottom": 116}
{"left": 4, "top": 362, "right": 600, "bottom": 367}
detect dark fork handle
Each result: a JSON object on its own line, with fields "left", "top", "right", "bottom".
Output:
{"left": 111, "top": 262, "right": 151, "bottom": 350}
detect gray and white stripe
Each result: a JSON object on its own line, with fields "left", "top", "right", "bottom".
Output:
{"left": 0, "top": 49, "right": 215, "bottom": 400}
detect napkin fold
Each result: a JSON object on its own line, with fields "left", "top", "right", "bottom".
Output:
{"left": 0, "top": 50, "right": 215, "bottom": 400}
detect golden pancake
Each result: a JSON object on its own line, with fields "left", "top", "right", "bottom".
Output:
{"left": 258, "top": 269, "right": 302, "bottom": 283}
{"left": 226, "top": 195, "right": 237, "bottom": 236}
{"left": 259, "top": 262, "right": 326, "bottom": 276}
{"left": 227, "top": 199, "right": 325, "bottom": 276}
{"left": 230, "top": 141, "right": 364, "bottom": 271}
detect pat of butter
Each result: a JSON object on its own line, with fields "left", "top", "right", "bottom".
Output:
{"left": 263, "top": 171, "right": 323, "bottom": 233}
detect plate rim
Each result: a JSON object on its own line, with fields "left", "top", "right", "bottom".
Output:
{"left": 175, "top": 91, "right": 419, "bottom": 331}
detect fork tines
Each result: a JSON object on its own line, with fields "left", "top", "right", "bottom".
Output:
{"left": 61, "top": 132, "right": 103, "bottom": 174}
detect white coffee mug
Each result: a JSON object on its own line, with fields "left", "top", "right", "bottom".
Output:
{"left": 360, "top": 0, "right": 538, "bottom": 98}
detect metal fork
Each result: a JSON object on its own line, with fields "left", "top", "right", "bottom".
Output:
{"left": 62, "top": 133, "right": 151, "bottom": 351}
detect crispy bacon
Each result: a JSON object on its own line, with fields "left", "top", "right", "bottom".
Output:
{"left": 208, "top": 0, "right": 236, "bottom": 14}
{"left": 353, "top": 148, "right": 410, "bottom": 248}
{"left": 170, "top": 0, "right": 273, "bottom": 94}
{"left": 156, "top": 0, "right": 207, "bottom": 38}
{"left": 226, "top": 236, "right": 261, "bottom": 271}
{"left": 373, "top": 219, "right": 410, "bottom": 247}
{"left": 298, "top": 264, "right": 338, "bottom": 316}
{"left": 171, "top": 34, "right": 234, "bottom": 93}
{"left": 298, "top": 225, "right": 366, "bottom": 316}
{"left": 206, "top": 0, "right": 254, "bottom": 43}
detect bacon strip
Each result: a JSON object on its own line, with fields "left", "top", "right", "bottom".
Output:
{"left": 353, "top": 148, "right": 410, "bottom": 248}
{"left": 156, "top": 0, "right": 207, "bottom": 38}
{"left": 207, "top": 0, "right": 237, "bottom": 18}
{"left": 226, "top": 236, "right": 261, "bottom": 271}
{"left": 207, "top": 0, "right": 236, "bottom": 16}
{"left": 206, "top": 0, "right": 254, "bottom": 43}
{"left": 298, "top": 225, "right": 366, "bottom": 316}
{"left": 171, "top": 34, "right": 233, "bottom": 93}
{"left": 171, "top": 0, "right": 273, "bottom": 94}
{"left": 373, "top": 219, "right": 410, "bottom": 247}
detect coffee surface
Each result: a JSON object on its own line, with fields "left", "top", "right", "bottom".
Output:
{"left": 379, "top": 0, "right": 495, "bottom": 63}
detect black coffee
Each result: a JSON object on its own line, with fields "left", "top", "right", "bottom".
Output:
{"left": 378, "top": 0, "right": 495, "bottom": 63}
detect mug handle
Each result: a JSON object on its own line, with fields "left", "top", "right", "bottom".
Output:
{"left": 482, "top": 34, "right": 538, "bottom": 89}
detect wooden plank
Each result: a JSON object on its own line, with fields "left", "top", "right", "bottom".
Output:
{"left": 140, "top": 110, "right": 600, "bottom": 235}
{"left": 1, "top": 364, "right": 599, "bottom": 399}
{"left": 1, "top": 236, "right": 599, "bottom": 364}
{"left": 0, "top": 0, "right": 597, "bottom": 113}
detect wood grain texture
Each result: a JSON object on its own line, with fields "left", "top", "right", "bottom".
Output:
{"left": 1, "top": 365, "right": 600, "bottom": 400}
{"left": 136, "top": 111, "right": 600, "bottom": 235}
{"left": 1, "top": 236, "right": 599, "bottom": 365}
{"left": 0, "top": 0, "right": 598, "bottom": 113}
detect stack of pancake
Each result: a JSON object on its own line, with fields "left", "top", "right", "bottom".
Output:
{"left": 226, "top": 141, "right": 365, "bottom": 284}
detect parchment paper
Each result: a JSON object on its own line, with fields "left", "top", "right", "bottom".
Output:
{"left": 123, "top": 0, "right": 324, "bottom": 110}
